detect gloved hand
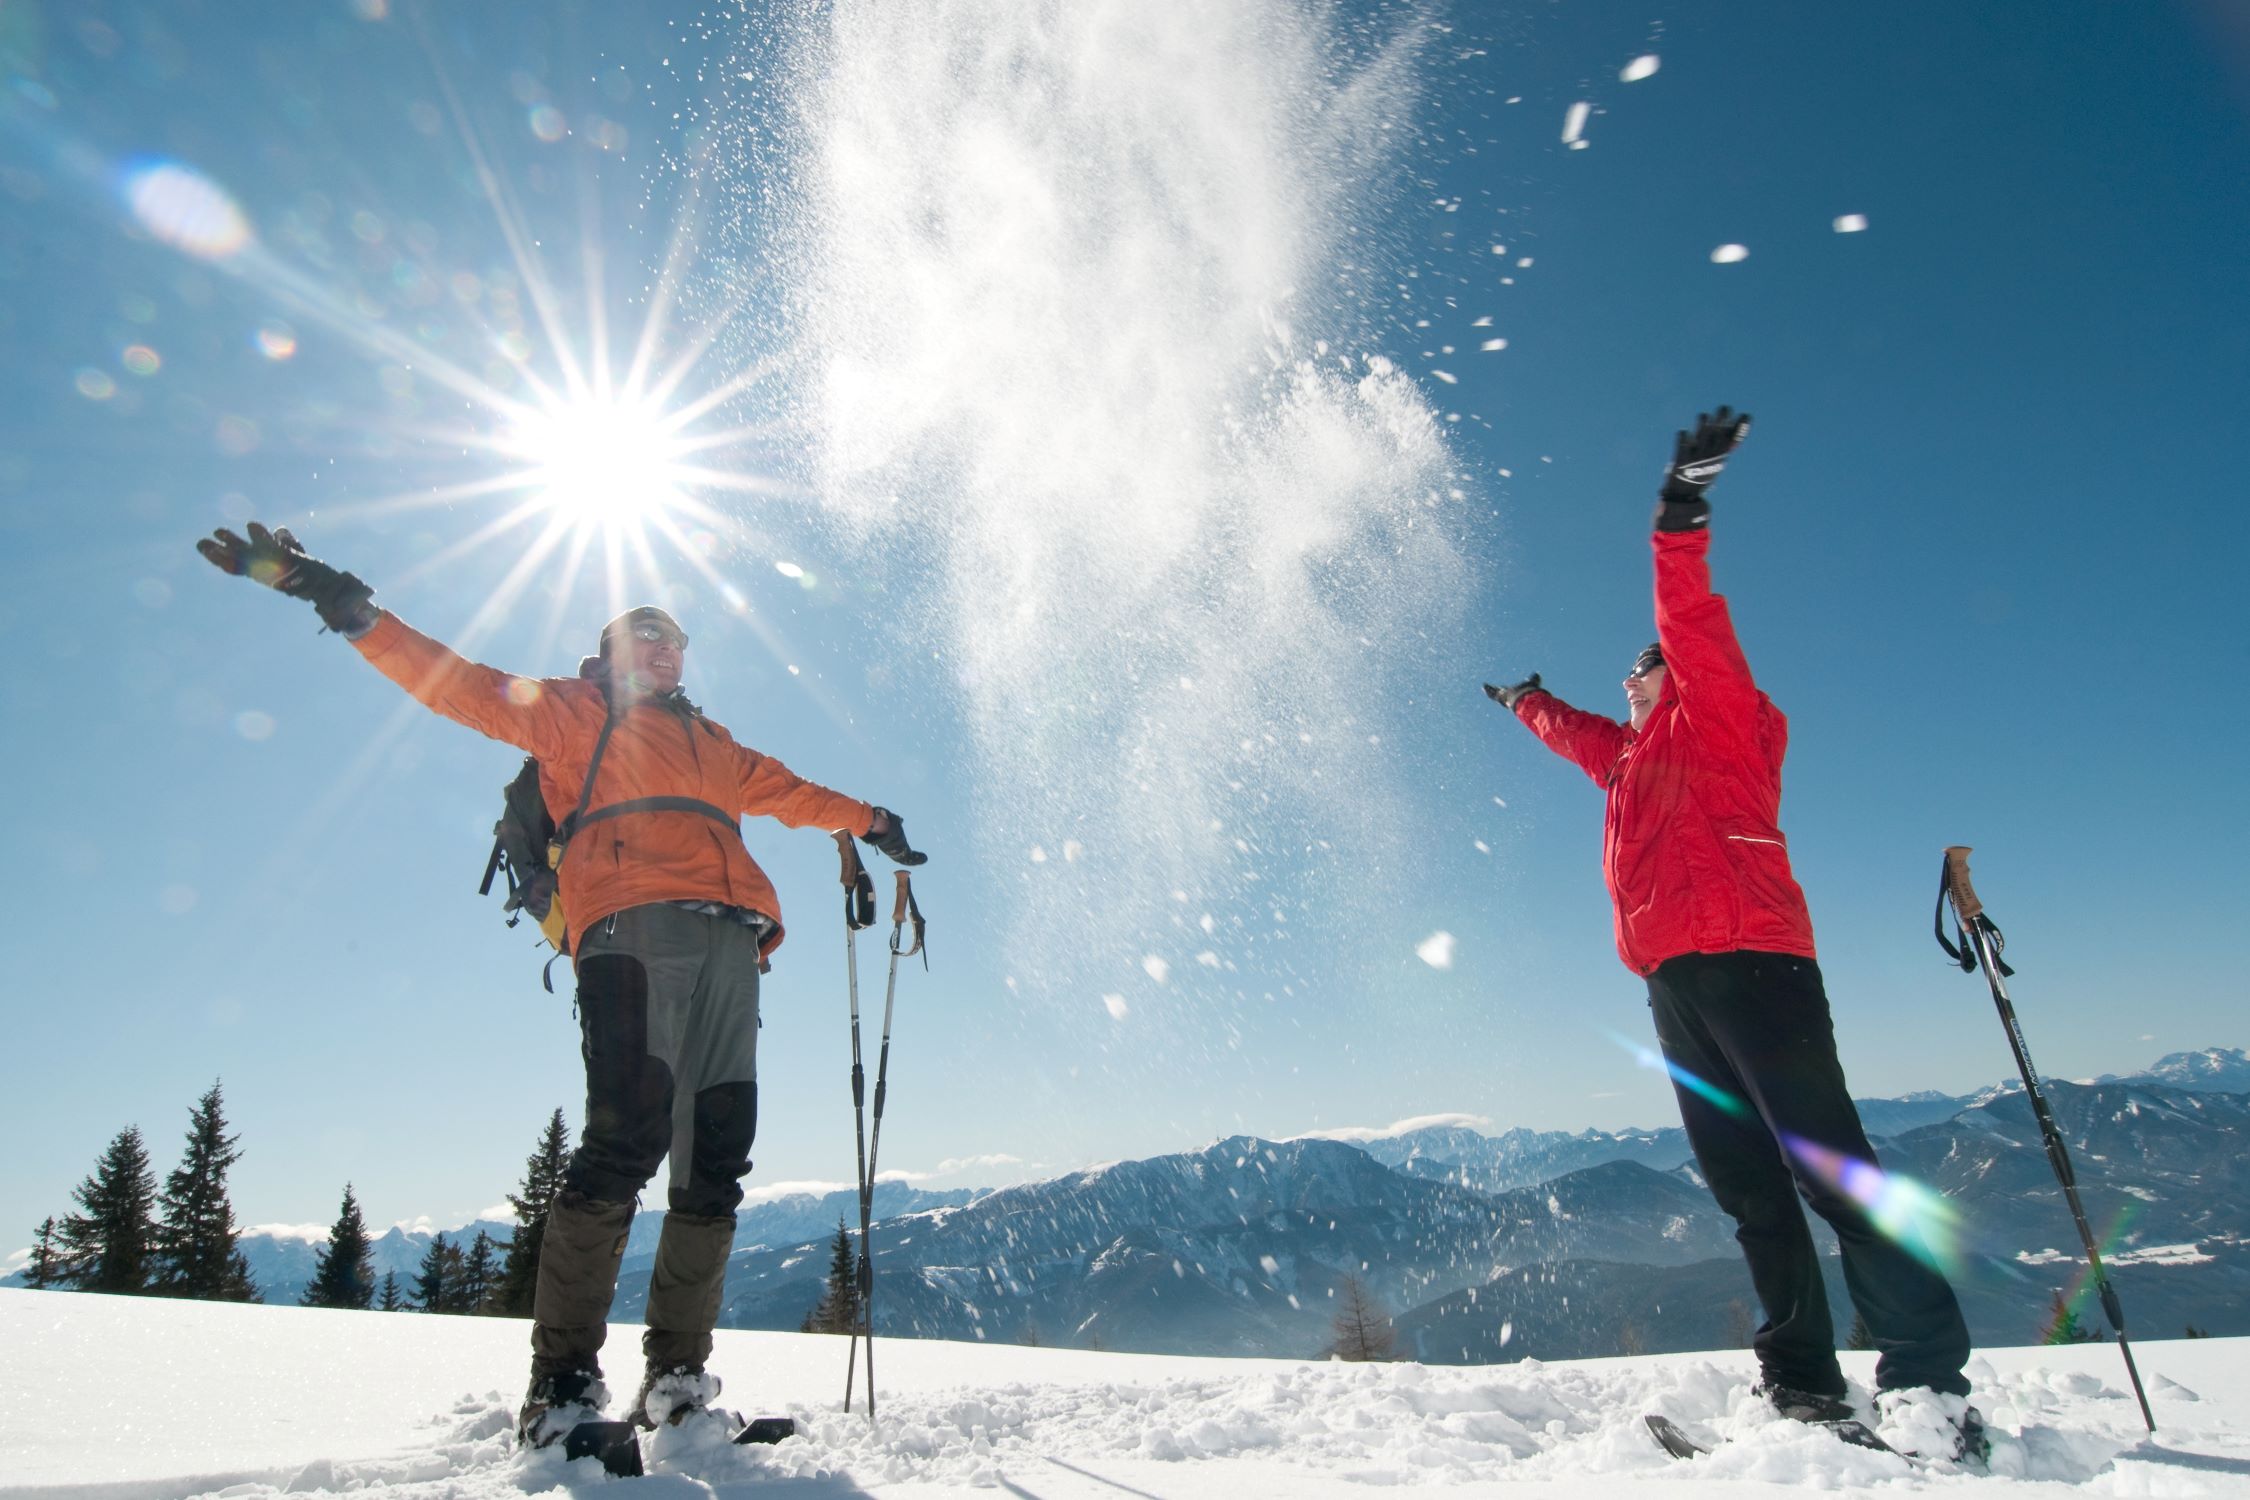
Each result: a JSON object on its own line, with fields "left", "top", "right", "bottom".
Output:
{"left": 1483, "top": 673, "right": 1542, "bottom": 710}
{"left": 1655, "top": 406, "right": 1751, "bottom": 532}
{"left": 197, "top": 522, "right": 379, "bottom": 636}
{"left": 863, "top": 806, "right": 928, "bottom": 866}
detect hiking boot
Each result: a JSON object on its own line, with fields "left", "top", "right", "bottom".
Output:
{"left": 517, "top": 1368, "right": 611, "bottom": 1450}
{"left": 1752, "top": 1382, "right": 1857, "bottom": 1425}
{"left": 1874, "top": 1386, "right": 1989, "bottom": 1464}
{"left": 632, "top": 1364, "right": 727, "bottom": 1431}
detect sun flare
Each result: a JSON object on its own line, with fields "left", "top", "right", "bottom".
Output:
{"left": 503, "top": 395, "right": 687, "bottom": 535}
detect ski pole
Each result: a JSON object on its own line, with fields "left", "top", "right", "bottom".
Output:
{"left": 833, "top": 833, "right": 877, "bottom": 1417}
{"left": 848, "top": 872, "right": 926, "bottom": 1423}
{"left": 1937, "top": 846, "right": 2155, "bottom": 1433}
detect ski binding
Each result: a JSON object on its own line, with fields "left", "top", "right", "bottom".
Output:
{"left": 735, "top": 1414, "right": 798, "bottom": 1445}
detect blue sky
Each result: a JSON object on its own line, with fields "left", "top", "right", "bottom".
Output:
{"left": 2, "top": 0, "right": 2245, "bottom": 1257}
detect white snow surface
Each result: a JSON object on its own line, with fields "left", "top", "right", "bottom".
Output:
{"left": 5, "top": 1289, "right": 2247, "bottom": 1498}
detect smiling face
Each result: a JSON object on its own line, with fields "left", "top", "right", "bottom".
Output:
{"left": 1624, "top": 662, "right": 1667, "bottom": 731}
{"left": 603, "top": 610, "right": 688, "bottom": 696}
{"left": 619, "top": 625, "right": 684, "bottom": 695}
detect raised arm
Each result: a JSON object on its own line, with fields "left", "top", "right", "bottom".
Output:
{"left": 198, "top": 522, "right": 577, "bottom": 759}
{"left": 1650, "top": 407, "right": 1763, "bottom": 737}
{"left": 350, "top": 612, "right": 579, "bottom": 760}
{"left": 1492, "top": 678, "right": 1629, "bottom": 788}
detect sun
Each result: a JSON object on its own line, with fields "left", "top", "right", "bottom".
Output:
{"left": 502, "top": 394, "right": 689, "bottom": 535}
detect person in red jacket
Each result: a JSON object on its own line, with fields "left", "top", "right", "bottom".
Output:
{"left": 198, "top": 522, "right": 926, "bottom": 1448}
{"left": 1485, "top": 410, "right": 1980, "bottom": 1459}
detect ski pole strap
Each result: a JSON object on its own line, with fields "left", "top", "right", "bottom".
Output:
{"left": 1935, "top": 846, "right": 2014, "bottom": 977}
{"left": 835, "top": 830, "right": 877, "bottom": 930}
{"left": 890, "top": 871, "right": 927, "bottom": 965}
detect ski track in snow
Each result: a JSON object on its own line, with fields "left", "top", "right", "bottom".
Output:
{"left": 6, "top": 1291, "right": 2248, "bottom": 1498}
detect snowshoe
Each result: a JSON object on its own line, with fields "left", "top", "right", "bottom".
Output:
{"left": 633, "top": 1364, "right": 728, "bottom": 1431}
{"left": 735, "top": 1415, "right": 798, "bottom": 1445}
{"left": 1753, "top": 1382, "right": 1856, "bottom": 1426}
{"left": 1875, "top": 1387, "right": 1990, "bottom": 1464}
{"left": 518, "top": 1369, "right": 612, "bottom": 1450}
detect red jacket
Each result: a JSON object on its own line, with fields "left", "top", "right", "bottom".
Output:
{"left": 352, "top": 612, "right": 873, "bottom": 955}
{"left": 1513, "top": 528, "right": 1816, "bottom": 976}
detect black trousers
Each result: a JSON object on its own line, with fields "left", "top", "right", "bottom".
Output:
{"left": 1647, "top": 950, "right": 1971, "bottom": 1397}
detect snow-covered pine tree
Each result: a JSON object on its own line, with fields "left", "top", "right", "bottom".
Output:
{"left": 56, "top": 1125, "right": 159, "bottom": 1293}
{"left": 153, "top": 1081, "right": 259, "bottom": 1302}
{"left": 411, "top": 1232, "right": 456, "bottom": 1312}
{"left": 22, "top": 1217, "right": 62, "bottom": 1289}
{"left": 1325, "top": 1274, "right": 1395, "bottom": 1362}
{"left": 457, "top": 1230, "right": 500, "bottom": 1313}
{"left": 801, "top": 1219, "right": 862, "bottom": 1333}
{"left": 300, "top": 1184, "right": 376, "bottom": 1310}
{"left": 493, "top": 1108, "right": 569, "bottom": 1317}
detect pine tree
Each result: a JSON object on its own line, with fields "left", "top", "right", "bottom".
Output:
{"left": 300, "top": 1184, "right": 376, "bottom": 1310}
{"left": 1325, "top": 1274, "right": 1395, "bottom": 1362}
{"left": 493, "top": 1108, "right": 570, "bottom": 1317}
{"left": 801, "top": 1220, "right": 863, "bottom": 1333}
{"left": 2041, "top": 1290, "right": 2097, "bottom": 1345}
{"left": 23, "top": 1217, "right": 62, "bottom": 1289}
{"left": 457, "top": 1231, "right": 500, "bottom": 1314}
{"left": 376, "top": 1271, "right": 404, "bottom": 1312}
{"left": 153, "top": 1081, "right": 259, "bottom": 1303}
{"left": 411, "top": 1232, "right": 454, "bottom": 1312}
{"left": 56, "top": 1126, "right": 159, "bottom": 1293}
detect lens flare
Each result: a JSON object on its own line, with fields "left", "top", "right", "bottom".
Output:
{"left": 121, "top": 160, "right": 252, "bottom": 259}
{"left": 1781, "top": 1133, "right": 1963, "bottom": 1275}
{"left": 1605, "top": 1029, "right": 1752, "bottom": 1119}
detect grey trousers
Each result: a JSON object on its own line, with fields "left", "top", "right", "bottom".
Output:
{"left": 531, "top": 903, "right": 765, "bottom": 1377}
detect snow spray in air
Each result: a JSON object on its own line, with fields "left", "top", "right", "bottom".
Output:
{"left": 786, "top": 1, "right": 1473, "bottom": 1010}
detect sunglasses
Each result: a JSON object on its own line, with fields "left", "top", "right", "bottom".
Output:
{"left": 628, "top": 620, "right": 688, "bottom": 649}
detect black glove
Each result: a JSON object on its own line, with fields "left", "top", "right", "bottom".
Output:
{"left": 863, "top": 806, "right": 928, "bottom": 866}
{"left": 198, "top": 522, "right": 379, "bottom": 636}
{"left": 1655, "top": 406, "right": 1751, "bottom": 532}
{"left": 1483, "top": 673, "right": 1542, "bottom": 710}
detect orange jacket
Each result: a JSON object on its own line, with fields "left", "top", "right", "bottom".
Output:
{"left": 352, "top": 612, "right": 872, "bottom": 956}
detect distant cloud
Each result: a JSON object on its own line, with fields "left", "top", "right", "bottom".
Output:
{"left": 740, "top": 1179, "right": 855, "bottom": 1205}
{"left": 243, "top": 1222, "right": 332, "bottom": 1243}
{"left": 1, "top": 1247, "right": 28, "bottom": 1275}
{"left": 1290, "top": 1111, "right": 1491, "bottom": 1143}
{"left": 935, "top": 1153, "right": 1026, "bottom": 1175}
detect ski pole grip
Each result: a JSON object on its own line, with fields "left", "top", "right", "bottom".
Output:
{"left": 1942, "top": 845, "right": 1985, "bottom": 923}
{"left": 835, "top": 830, "right": 876, "bottom": 930}
{"left": 892, "top": 871, "right": 913, "bottom": 927}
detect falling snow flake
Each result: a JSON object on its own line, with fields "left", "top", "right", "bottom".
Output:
{"left": 1621, "top": 54, "right": 1661, "bottom": 82}
{"left": 1710, "top": 244, "right": 1749, "bottom": 264}
{"left": 1416, "top": 932, "right": 1456, "bottom": 970}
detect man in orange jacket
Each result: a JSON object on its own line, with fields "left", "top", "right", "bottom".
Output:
{"left": 1485, "top": 411, "right": 1980, "bottom": 1461}
{"left": 200, "top": 522, "right": 926, "bottom": 1447}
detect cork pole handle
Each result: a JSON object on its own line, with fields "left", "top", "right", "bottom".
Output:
{"left": 1943, "top": 845, "right": 1984, "bottom": 924}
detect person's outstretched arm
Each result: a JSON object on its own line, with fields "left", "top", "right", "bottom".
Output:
{"left": 198, "top": 522, "right": 577, "bottom": 761}
{"left": 1650, "top": 408, "right": 1764, "bottom": 739}
{"left": 1488, "top": 676, "right": 1629, "bottom": 788}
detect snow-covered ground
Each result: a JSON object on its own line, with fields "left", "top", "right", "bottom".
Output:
{"left": 6, "top": 1288, "right": 2246, "bottom": 1498}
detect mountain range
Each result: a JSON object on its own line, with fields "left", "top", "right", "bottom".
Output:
{"left": 15, "top": 1047, "right": 2248, "bottom": 1359}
